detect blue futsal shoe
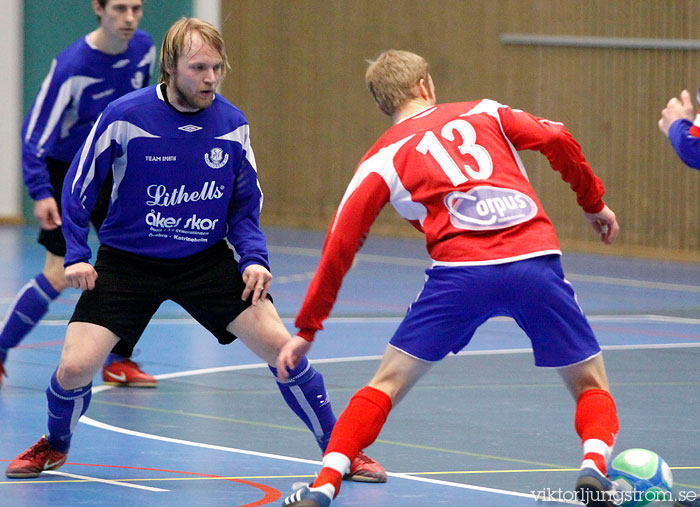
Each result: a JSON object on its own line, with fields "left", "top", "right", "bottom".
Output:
{"left": 281, "top": 483, "right": 331, "bottom": 507}
{"left": 575, "top": 465, "right": 619, "bottom": 507}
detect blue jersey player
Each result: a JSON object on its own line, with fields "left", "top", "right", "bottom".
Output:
{"left": 0, "top": 0, "right": 157, "bottom": 388}
{"left": 5, "top": 17, "right": 385, "bottom": 483}
{"left": 659, "top": 87, "right": 700, "bottom": 171}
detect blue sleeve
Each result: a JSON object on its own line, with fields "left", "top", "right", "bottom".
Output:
{"left": 21, "top": 59, "right": 72, "bottom": 200}
{"left": 141, "top": 35, "right": 155, "bottom": 87}
{"left": 61, "top": 112, "right": 118, "bottom": 266}
{"left": 226, "top": 138, "right": 269, "bottom": 273}
{"left": 668, "top": 119, "right": 700, "bottom": 171}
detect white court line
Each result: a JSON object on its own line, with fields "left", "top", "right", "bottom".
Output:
{"left": 303, "top": 315, "right": 700, "bottom": 325}
{"left": 587, "top": 314, "right": 700, "bottom": 324}
{"left": 82, "top": 397, "right": 543, "bottom": 502}
{"left": 565, "top": 273, "right": 700, "bottom": 293}
{"left": 78, "top": 415, "right": 554, "bottom": 502}
{"left": 84, "top": 362, "right": 547, "bottom": 501}
{"left": 80, "top": 414, "right": 323, "bottom": 468}
{"left": 82, "top": 337, "right": 700, "bottom": 395}
{"left": 82, "top": 342, "right": 698, "bottom": 502}
{"left": 26, "top": 314, "right": 700, "bottom": 327}
{"left": 389, "top": 472, "right": 580, "bottom": 504}
{"left": 44, "top": 470, "right": 169, "bottom": 491}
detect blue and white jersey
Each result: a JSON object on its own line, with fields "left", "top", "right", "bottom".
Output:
{"left": 62, "top": 85, "right": 268, "bottom": 273}
{"left": 22, "top": 30, "right": 155, "bottom": 200}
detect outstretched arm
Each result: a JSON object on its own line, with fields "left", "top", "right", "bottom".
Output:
{"left": 658, "top": 90, "right": 700, "bottom": 170}
{"left": 658, "top": 89, "right": 695, "bottom": 137}
{"left": 294, "top": 170, "right": 391, "bottom": 342}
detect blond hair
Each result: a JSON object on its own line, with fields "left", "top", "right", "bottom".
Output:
{"left": 159, "top": 17, "right": 228, "bottom": 84}
{"left": 365, "top": 50, "right": 431, "bottom": 116}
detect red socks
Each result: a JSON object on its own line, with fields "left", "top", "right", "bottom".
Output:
{"left": 575, "top": 388, "right": 619, "bottom": 474}
{"left": 312, "top": 386, "right": 393, "bottom": 494}
{"left": 325, "top": 385, "right": 392, "bottom": 458}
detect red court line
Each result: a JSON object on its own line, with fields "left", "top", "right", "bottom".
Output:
{"left": 0, "top": 461, "right": 281, "bottom": 507}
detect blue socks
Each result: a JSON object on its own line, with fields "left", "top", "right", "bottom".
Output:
{"left": 0, "top": 274, "right": 60, "bottom": 361}
{"left": 269, "top": 356, "right": 336, "bottom": 452}
{"left": 46, "top": 370, "right": 92, "bottom": 452}
{"left": 104, "top": 353, "right": 124, "bottom": 366}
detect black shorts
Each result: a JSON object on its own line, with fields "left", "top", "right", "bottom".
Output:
{"left": 38, "top": 157, "right": 113, "bottom": 257}
{"left": 69, "top": 241, "right": 271, "bottom": 347}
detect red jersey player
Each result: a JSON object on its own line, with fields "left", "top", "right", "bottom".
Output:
{"left": 279, "top": 50, "right": 620, "bottom": 507}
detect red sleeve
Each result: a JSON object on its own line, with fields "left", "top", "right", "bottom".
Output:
{"left": 498, "top": 106, "right": 605, "bottom": 213}
{"left": 295, "top": 171, "right": 391, "bottom": 341}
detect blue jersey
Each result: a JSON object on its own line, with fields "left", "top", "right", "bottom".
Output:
{"left": 667, "top": 86, "right": 700, "bottom": 171}
{"left": 62, "top": 85, "right": 268, "bottom": 274}
{"left": 22, "top": 30, "right": 155, "bottom": 200}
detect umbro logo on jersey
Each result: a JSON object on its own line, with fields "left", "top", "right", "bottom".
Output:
{"left": 113, "top": 59, "right": 130, "bottom": 68}
{"left": 179, "top": 125, "right": 202, "bottom": 132}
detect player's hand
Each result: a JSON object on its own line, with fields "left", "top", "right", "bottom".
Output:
{"left": 583, "top": 204, "right": 619, "bottom": 245}
{"left": 658, "top": 89, "right": 695, "bottom": 137}
{"left": 34, "top": 197, "right": 62, "bottom": 230}
{"left": 275, "top": 335, "right": 312, "bottom": 380}
{"left": 241, "top": 264, "right": 272, "bottom": 305}
{"left": 65, "top": 262, "right": 98, "bottom": 290}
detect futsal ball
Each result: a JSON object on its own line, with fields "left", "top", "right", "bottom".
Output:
{"left": 608, "top": 448, "right": 673, "bottom": 506}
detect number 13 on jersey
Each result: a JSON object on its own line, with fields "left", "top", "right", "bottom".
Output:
{"left": 415, "top": 118, "right": 493, "bottom": 185}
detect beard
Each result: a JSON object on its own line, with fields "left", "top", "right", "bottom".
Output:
{"left": 169, "top": 78, "right": 214, "bottom": 111}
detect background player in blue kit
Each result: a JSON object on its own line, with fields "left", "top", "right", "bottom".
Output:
{"left": 0, "top": 0, "right": 158, "bottom": 388}
{"left": 659, "top": 87, "right": 700, "bottom": 171}
{"left": 5, "top": 17, "right": 385, "bottom": 483}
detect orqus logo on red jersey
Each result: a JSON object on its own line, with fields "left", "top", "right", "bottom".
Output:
{"left": 444, "top": 186, "right": 537, "bottom": 231}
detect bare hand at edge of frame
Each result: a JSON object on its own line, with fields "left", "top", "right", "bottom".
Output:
{"left": 658, "top": 89, "right": 695, "bottom": 137}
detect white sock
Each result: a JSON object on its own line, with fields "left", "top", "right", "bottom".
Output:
{"left": 310, "top": 482, "right": 335, "bottom": 500}
{"left": 323, "top": 451, "right": 351, "bottom": 475}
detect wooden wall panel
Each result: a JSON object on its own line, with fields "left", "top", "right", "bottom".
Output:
{"left": 220, "top": 0, "right": 699, "bottom": 261}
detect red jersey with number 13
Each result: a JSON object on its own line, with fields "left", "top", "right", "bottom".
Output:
{"left": 295, "top": 99, "right": 605, "bottom": 339}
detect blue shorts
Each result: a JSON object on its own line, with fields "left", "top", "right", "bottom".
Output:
{"left": 389, "top": 254, "right": 601, "bottom": 367}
